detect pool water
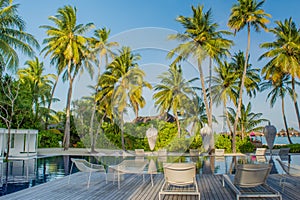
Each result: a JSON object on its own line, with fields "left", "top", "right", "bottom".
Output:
{"left": 0, "top": 154, "right": 299, "bottom": 196}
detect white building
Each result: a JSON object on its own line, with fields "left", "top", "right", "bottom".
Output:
{"left": 0, "top": 129, "right": 38, "bottom": 159}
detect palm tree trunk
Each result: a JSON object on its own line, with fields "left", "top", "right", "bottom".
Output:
{"left": 89, "top": 54, "right": 103, "bottom": 153}
{"left": 45, "top": 76, "right": 59, "bottom": 130}
{"left": 291, "top": 77, "right": 300, "bottom": 129}
{"left": 120, "top": 112, "right": 125, "bottom": 150}
{"left": 224, "top": 101, "right": 233, "bottom": 134}
{"left": 34, "top": 93, "right": 39, "bottom": 122}
{"left": 197, "top": 59, "right": 211, "bottom": 127}
{"left": 63, "top": 61, "right": 73, "bottom": 150}
{"left": 209, "top": 58, "right": 213, "bottom": 126}
{"left": 134, "top": 104, "right": 139, "bottom": 120}
{"left": 175, "top": 113, "right": 181, "bottom": 137}
{"left": 233, "top": 23, "right": 251, "bottom": 153}
{"left": 89, "top": 102, "right": 96, "bottom": 152}
{"left": 241, "top": 125, "right": 245, "bottom": 140}
{"left": 282, "top": 97, "right": 293, "bottom": 144}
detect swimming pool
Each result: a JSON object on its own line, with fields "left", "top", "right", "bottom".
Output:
{"left": 0, "top": 154, "right": 299, "bottom": 196}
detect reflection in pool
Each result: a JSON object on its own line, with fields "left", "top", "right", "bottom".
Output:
{"left": 0, "top": 154, "right": 299, "bottom": 196}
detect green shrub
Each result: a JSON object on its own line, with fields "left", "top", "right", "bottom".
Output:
{"left": 189, "top": 133, "right": 202, "bottom": 150}
{"left": 215, "top": 134, "right": 255, "bottom": 153}
{"left": 38, "top": 129, "right": 63, "bottom": 148}
{"left": 215, "top": 134, "right": 232, "bottom": 153}
{"left": 273, "top": 143, "right": 300, "bottom": 153}
{"left": 166, "top": 137, "right": 193, "bottom": 152}
{"left": 236, "top": 137, "right": 255, "bottom": 153}
{"left": 155, "top": 121, "right": 177, "bottom": 150}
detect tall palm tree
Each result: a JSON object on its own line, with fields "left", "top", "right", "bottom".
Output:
{"left": 40, "top": 5, "right": 94, "bottom": 150}
{"left": 211, "top": 51, "right": 260, "bottom": 136}
{"left": 17, "top": 57, "right": 55, "bottom": 123}
{"left": 44, "top": 68, "right": 59, "bottom": 130}
{"left": 168, "top": 5, "right": 233, "bottom": 132}
{"left": 259, "top": 18, "right": 300, "bottom": 130}
{"left": 90, "top": 27, "right": 119, "bottom": 78}
{"left": 0, "top": 0, "right": 39, "bottom": 71}
{"left": 102, "top": 46, "right": 148, "bottom": 150}
{"left": 228, "top": 0, "right": 271, "bottom": 152}
{"left": 153, "top": 64, "right": 198, "bottom": 137}
{"left": 260, "top": 73, "right": 296, "bottom": 144}
{"left": 88, "top": 28, "right": 118, "bottom": 152}
{"left": 211, "top": 61, "right": 239, "bottom": 134}
{"left": 227, "top": 102, "right": 268, "bottom": 138}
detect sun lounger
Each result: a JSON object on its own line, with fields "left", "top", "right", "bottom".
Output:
{"left": 159, "top": 163, "right": 200, "bottom": 200}
{"left": 276, "top": 158, "right": 300, "bottom": 190}
{"left": 222, "top": 163, "right": 281, "bottom": 200}
{"left": 68, "top": 158, "right": 106, "bottom": 188}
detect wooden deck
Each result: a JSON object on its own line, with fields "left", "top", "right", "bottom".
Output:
{"left": 1, "top": 172, "right": 299, "bottom": 200}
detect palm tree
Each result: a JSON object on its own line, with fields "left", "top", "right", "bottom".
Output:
{"left": 228, "top": 0, "right": 271, "bottom": 152}
{"left": 168, "top": 5, "right": 233, "bottom": 131}
{"left": 231, "top": 51, "right": 260, "bottom": 99}
{"left": 183, "top": 95, "right": 208, "bottom": 136}
{"left": 211, "top": 51, "right": 260, "bottom": 136}
{"left": 153, "top": 64, "right": 198, "bottom": 137}
{"left": 87, "top": 28, "right": 118, "bottom": 152}
{"left": 211, "top": 61, "right": 239, "bottom": 134}
{"left": 102, "top": 46, "right": 148, "bottom": 150}
{"left": 44, "top": 69, "right": 60, "bottom": 130}
{"left": 260, "top": 73, "right": 295, "bottom": 144}
{"left": 17, "top": 57, "right": 55, "bottom": 123}
{"left": 90, "top": 27, "right": 119, "bottom": 77}
{"left": 259, "top": 18, "right": 300, "bottom": 130}
{"left": 40, "top": 5, "right": 94, "bottom": 150}
{"left": 227, "top": 102, "right": 268, "bottom": 138}
{"left": 0, "top": 0, "right": 39, "bottom": 71}
{"left": 129, "top": 81, "right": 152, "bottom": 119}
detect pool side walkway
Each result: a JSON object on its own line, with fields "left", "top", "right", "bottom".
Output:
{"left": 1, "top": 171, "right": 299, "bottom": 200}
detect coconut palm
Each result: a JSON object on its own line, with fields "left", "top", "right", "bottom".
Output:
{"left": 153, "top": 64, "right": 198, "bottom": 137}
{"left": 40, "top": 5, "right": 94, "bottom": 150}
{"left": 17, "top": 57, "right": 55, "bottom": 123}
{"left": 87, "top": 28, "right": 118, "bottom": 152}
{"left": 227, "top": 102, "right": 268, "bottom": 138}
{"left": 0, "top": 0, "right": 39, "bottom": 72}
{"left": 129, "top": 81, "right": 152, "bottom": 119}
{"left": 211, "top": 61, "right": 239, "bottom": 134}
{"left": 44, "top": 68, "right": 60, "bottom": 130}
{"left": 168, "top": 5, "right": 233, "bottom": 131}
{"left": 259, "top": 18, "right": 300, "bottom": 130}
{"left": 102, "top": 46, "right": 148, "bottom": 150}
{"left": 183, "top": 95, "right": 208, "bottom": 136}
{"left": 230, "top": 51, "right": 260, "bottom": 99}
{"left": 228, "top": 0, "right": 271, "bottom": 152}
{"left": 90, "top": 27, "right": 119, "bottom": 77}
{"left": 260, "top": 73, "right": 297, "bottom": 144}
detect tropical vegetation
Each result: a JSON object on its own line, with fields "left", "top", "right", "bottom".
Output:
{"left": 1, "top": 0, "right": 300, "bottom": 157}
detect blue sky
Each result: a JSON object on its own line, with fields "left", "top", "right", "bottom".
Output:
{"left": 15, "top": 0, "right": 300, "bottom": 132}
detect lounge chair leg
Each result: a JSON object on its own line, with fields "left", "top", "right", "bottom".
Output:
{"left": 68, "top": 162, "right": 74, "bottom": 184}
{"left": 222, "top": 176, "right": 225, "bottom": 187}
{"left": 118, "top": 171, "right": 120, "bottom": 189}
{"left": 150, "top": 174, "right": 153, "bottom": 187}
{"left": 87, "top": 171, "right": 92, "bottom": 188}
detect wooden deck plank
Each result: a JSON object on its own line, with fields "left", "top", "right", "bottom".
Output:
{"left": 1, "top": 172, "right": 299, "bottom": 200}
